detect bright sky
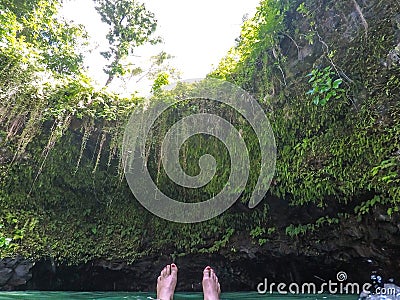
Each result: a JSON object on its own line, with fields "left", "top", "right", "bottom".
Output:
{"left": 60, "top": 0, "right": 259, "bottom": 96}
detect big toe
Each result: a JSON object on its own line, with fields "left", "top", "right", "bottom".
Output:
{"left": 171, "top": 263, "right": 178, "bottom": 275}
{"left": 203, "top": 266, "right": 212, "bottom": 277}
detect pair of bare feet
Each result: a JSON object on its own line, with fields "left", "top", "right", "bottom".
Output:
{"left": 156, "top": 264, "right": 220, "bottom": 300}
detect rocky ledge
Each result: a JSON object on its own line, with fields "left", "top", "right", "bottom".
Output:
{"left": 0, "top": 257, "right": 34, "bottom": 291}
{"left": 0, "top": 253, "right": 399, "bottom": 293}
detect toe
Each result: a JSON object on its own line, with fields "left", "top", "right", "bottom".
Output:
{"left": 171, "top": 263, "right": 178, "bottom": 275}
{"left": 211, "top": 269, "right": 216, "bottom": 281}
{"left": 161, "top": 266, "right": 167, "bottom": 277}
{"left": 203, "top": 266, "right": 211, "bottom": 277}
{"left": 166, "top": 264, "right": 171, "bottom": 275}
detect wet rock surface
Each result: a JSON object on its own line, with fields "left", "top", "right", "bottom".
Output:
{"left": 0, "top": 257, "right": 34, "bottom": 291}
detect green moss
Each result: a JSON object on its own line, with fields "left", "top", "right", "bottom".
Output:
{"left": 1, "top": 0, "right": 400, "bottom": 263}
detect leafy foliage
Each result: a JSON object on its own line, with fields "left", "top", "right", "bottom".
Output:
{"left": 0, "top": 224, "right": 13, "bottom": 250}
{"left": 1, "top": 0, "right": 87, "bottom": 75}
{"left": 0, "top": 0, "right": 400, "bottom": 266}
{"left": 209, "top": 0, "right": 290, "bottom": 82}
{"left": 94, "top": 0, "right": 160, "bottom": 85}
{"left": 151, "top": 72, "right": 170, "bottom": 93}
{"left": 306, "top": 66, "right": 345, "bottom": 105}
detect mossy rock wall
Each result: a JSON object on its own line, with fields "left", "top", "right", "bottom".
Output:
{"left": 0, "top": 0, "right": 400, "bottom": 291}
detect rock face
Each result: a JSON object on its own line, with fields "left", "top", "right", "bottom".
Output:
{"left": 0, "top": 257, "right": 34, "bottom": 291}
{"left": 1, "top": 206, "right": 398, "bottom": 292}
{"left": 1, "top": 0, "right": 400, "bottom": 294}
{"left": 0, "top": 255, "right": 381, "bottom": 292}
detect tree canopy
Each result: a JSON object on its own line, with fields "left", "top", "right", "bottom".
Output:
{"left": 1, "top": 0, "right": 87, "bottom": 76}
{"left": 94, "top": 0, "right": 160, "bottom": 86}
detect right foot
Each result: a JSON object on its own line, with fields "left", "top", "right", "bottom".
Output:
{"left": 202, "top": 266, "right": 221, "bottom": 300}
{"left": 156, "top": 264, "right": 178, "bottom": 300}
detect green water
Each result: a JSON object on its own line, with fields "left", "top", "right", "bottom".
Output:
{"left": 0, "top": 292, "right": 359, "bottom": 299}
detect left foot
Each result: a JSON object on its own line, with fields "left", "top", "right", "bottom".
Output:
{"left": 157, "top": 264, "right": 178, "bottom": 300}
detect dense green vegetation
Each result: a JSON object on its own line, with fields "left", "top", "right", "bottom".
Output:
{"left": 211, "top": 0, "right": 400, "bottom": 209}
{"left": 1, "top": 0, "right": 399, "bottom": 266}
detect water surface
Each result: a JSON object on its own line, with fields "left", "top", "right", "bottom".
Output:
{"left": 0, "top": 292, "right": 359, "bottom": 299}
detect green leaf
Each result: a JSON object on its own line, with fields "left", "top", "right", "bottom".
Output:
{"left": 333, "top": 79, "right": 343, "bottom": 89}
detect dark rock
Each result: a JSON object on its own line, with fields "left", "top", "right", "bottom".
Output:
{"left": 0, "top": 268, "right": 13, "bottom": 286}
{"left": 0, "top": 258, "right": 34, "bottom": 291}
{"left": 14, "top": 261, "right": 34, "bottom": 277}
{"left": 2, "top": 258, "right": 19, "bottom": 269}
